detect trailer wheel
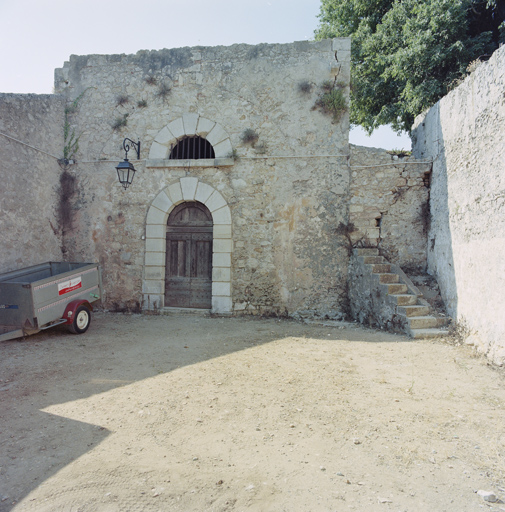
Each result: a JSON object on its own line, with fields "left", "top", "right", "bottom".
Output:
{"left": 68, "top": 305, "right": 91, "bottom": 334}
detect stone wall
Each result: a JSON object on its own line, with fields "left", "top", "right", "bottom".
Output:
{"left": 52, "top": 39, "right": 353, "bottom": 317}
{"left": 0, "top": 39, "right": 444, "bottom": 324}
{"left": 348, "top": 249, "right": 406, "bottom": 332}
{"left": 349, "top": 145, "right": 431, "bottom": 269}
{"left": 412, "top": 45, "right": 505, "bottom": 365}
{"left": 0, "top": 94, "right": 65, "bottom": 273}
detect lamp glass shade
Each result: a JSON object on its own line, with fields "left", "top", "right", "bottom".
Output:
{"left": 115, "top": 159, "right": 136, "bottom": 189}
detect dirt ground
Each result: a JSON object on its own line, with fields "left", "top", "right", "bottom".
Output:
{"left": 1, "top": 312, "right": 504, "bottom": 512}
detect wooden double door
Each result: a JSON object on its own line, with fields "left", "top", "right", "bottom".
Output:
{"left": 165, "top": 202, "right": 213, "bottom": 309}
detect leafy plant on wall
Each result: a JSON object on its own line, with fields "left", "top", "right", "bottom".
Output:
{"left": 313, "top": 81, "right": 347, "bottom": 122}
{"left": 240, "top": 128, "right": 259, "bottom": 145}
{"left": 112, "top": 114, "right": 129, "bottom": 131}
{"left": 61, "top": 89, "right": 90, "bottom": 166}
{"left": 156, "top": 82, "right": 171, "bottom": 103}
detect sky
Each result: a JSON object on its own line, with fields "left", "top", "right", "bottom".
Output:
{"left": 0, "top": 0, "right": 411, "bottom": 150}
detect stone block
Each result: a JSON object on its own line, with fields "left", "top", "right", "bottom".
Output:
{"left": 331, "top": 185, "right": 346, "bottom": 195}
{"left": 212, "top": 206, "right": 232, "bottom": 224}
{"left": 214, "top": 238, "right": 232, "bottom": 253}
{"left": 212, "top": 282, "right": 231, "bottom": 296}
{"left": 153, "top": 126, "right": 172, "bottom": 146}
{"left": 144, "top": 266, "right": 164, "bottom": 280}
{"left": 145, "top": 251, "right": 165, "bottom": 267}
{"left": 167, "top": 117, "right": 185, "bottom": 139}
{"left": 364, "top": 228, "right": 380, "bottom": 239}
{"left": 206, "top": 190, "right": 227, "bottom": 212}
{"left": 213, "top": 224, "right": 232, "bottom": 238}
{"left": 212, "top": 267, "right": 231, "bottom": 282}
{"left": 142, "top": 280, "right": 164, "bottom": 294}
{"left": 151, "top": 190, "right": 172, "bottom": 213}
{"left": 146, "top": 206, "right": 167, "bottom": 225}
{"left": 195, "top": 181, "right": 215, "bottom": 204}
{"left": 148, "top": 141, "right": 168, "bottom": 160}
{"left": 145, "top": 237, "right": 164, "bottom": 252}
{"left": 182, "top": 113, "right": 199, "bottom": 136}
{"left": 214, "top": 158, "right": 234, "bottom": 167}
{"left": 333, "top": 36, "right": 351, "bottom": 52}
{"left": 196, "top": 117, "right": 216, "bottom": 136}
{"left": 213, "top": 252, "right": 231, "bottom": 267}
{"left": 143, "top": 294, "right": 164, "bottom": 310}
{"left": 364, "top": 207, "right": 381, "bottom": 217}
{"left": 213, "top": 138, "right": 233, "bottom": 158}
{"left": 206, "top": 124, "right": 229, "bottom": 146}
{"left": 146, "top": 224, "right": 165, "bottom": 239}
{"left": 180, "top": 177, "right": 199, "bottom": 200}
{"left": 167, "top": 182, "right": 183, "bottom": 203}
{"left": 212, "top": 296, "right": 232, "bottom": 313}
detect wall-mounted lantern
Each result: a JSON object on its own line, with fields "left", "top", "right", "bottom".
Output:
{"left": 115, "top": 138, "right": 141, "bottom": 190}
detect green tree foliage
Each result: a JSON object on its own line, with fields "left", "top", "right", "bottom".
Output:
{"left": 316, "top": 0, "right": 505, "bottom": 133}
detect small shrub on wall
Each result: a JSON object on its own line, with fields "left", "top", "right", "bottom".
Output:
{"left": 313, "top": 81, "right": 347, "bottom": 122}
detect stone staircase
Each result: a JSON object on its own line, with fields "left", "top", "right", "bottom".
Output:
{"left": 353, "top": 248, "right": 449, "bottom": 339}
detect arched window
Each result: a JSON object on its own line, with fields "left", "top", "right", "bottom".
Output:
{"left": 169, "top": 136, "right": 215, "bottom": 160}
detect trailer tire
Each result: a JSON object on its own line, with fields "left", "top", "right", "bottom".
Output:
{"left": 68, "top": 305, "right": 91, "bottom": 334}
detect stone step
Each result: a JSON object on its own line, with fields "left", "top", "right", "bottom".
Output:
{"left": 398, "top": 305, "right": 430, "bottom": 317}
{"left": 407, "top": 316, "right": 439, "bottom": 329}
{"left": 390, "top": 294, "right": 418, "bottom": 306}
{"left": 353, "top": 248, "right": 451, "bottom": 339}
{"left": 409, "top": 327, "right": 450, "bottom": 339}
{"left": 381, "top": 283, "right": 408, "bottom": 295}
{"left": 370, "top": 263, "right": 391, "bottom": 273}
{"left": 434, "top": 316, "right": 451, "bottom": 327}
{"left": 362, "top": 256, "right": 385, "bottom": 264}
{"left": 378, "top": 273, "right": 399, "bottom": 284}
{"left": 355, "top": 248, "right": 379, "bottom": 256}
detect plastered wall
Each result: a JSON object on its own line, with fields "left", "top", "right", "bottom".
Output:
{"left": 412, "top": 45, "right": 505, "bottom": 364}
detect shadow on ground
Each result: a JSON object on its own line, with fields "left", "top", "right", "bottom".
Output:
{"left": 0, "top": 312, "right": 405, "bottom": 510}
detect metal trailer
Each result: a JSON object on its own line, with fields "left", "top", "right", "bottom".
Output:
{"left": 0, "top": 262, "right": 102, "bottom": 342}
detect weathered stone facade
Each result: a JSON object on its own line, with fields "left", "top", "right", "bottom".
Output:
{"left": 412, "top": 44, "right": 505, "bottom": 364}
{"left": 49, "top": 39, "right": 353, "bottom": 316}
{"left": 1, "top": 38, "right": 473, "bottom": 333}
{"left": 349, "top": 145, "right": 431, "bottom": 269}
{"left": 0, "top": 94, "right": 65, "bottom": 273}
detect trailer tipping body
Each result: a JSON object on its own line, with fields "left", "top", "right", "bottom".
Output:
{"left": 0, "top": 262, "right": 102, "bottom": 341}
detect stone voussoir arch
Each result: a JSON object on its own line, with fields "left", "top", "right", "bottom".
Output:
{"left": 148, "top": 113, "right": 233, "bottom": 159}
{"left": 143, "top": 177, "right": 232, "bottom": 313}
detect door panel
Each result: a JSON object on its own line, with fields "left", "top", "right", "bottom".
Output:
{"left": 165, "top": 203, "right": 213, "bottom": 309}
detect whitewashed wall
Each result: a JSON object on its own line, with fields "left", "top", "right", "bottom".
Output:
{"left": 412, "top": 45, "right": 505, "bottom": 365}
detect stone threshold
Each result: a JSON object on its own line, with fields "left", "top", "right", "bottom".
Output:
{"left": 161, "top": 307, "right": 211, "bottom": 316}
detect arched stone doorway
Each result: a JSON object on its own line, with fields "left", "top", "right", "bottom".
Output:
{"left": 143, "top": 177, "right": 232, "bottom": 314}
{"left": 165, "top": 202, "right": 213, "bottom": 309}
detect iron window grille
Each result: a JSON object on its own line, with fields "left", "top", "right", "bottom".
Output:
{"left": 169, "top": 136, "right": 215, "bottom": 160}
